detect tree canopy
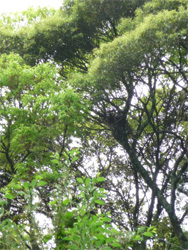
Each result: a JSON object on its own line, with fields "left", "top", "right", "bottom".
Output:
{"left": 0, "top": 0, "right": 188, "bottom": 249}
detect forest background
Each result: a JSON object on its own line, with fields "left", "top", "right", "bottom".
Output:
{"left": 0, "top": 0, "right": 188, "bottom": 249}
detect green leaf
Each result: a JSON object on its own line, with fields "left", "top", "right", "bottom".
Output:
{"left": 62, "top": 199, "right": 70, "bottom": 205}
{"left": 0, "top": 206, "right": 4, "bottom": 215}
{"left": 95, "top": 240, "right": 104, "bottom": 248}
{"left": 63, "top": 236, "right": 72, "bottom": 241}
{"left": 23, "top": 182, "right": 30, "bottom": 190}
{"left": 31, "top": 179, "right": 36, "bottom": 188}
{"left": 0, "top": 200, "right": 7, "bottom": 206}
{"left": 111, "top": 242, "right": 121, "bottom": 247}
{"left": 37, "top": 181, "right": 47, "bottom": 187}
{"left": 65, "top": 211, "right": 75, "bottom": 218}
{"left": 102, "top": 247, "right": 112, "bottom": 250}
{"left": 95, "top": 199, "right": 105, "bottom": 205}
{"left": 106, "top": 237, "right": 115, "bottom": 243}
{"left": 102, "top": 217, "right": 111, "bottom": 223}
{"left": 34, "top": 175, "right": 42, "bottom": 181}
{"left": 51, "top": 159, "right": 60, "bottom": 164}
{"left": 134, "top": 235, "right": 143, "bottom": 241}
{"left": 97, "top": 177, "right": 105, "bottom": 182}
{"left": 17, "top": 191, "right": 27, "bottom": 198}
{"left": 137, "top": 226, "right": 146, "bottom": 234}
{"left": 92, "top": 177, "right": 97, "bottom": 184}
{"left": 147, "top": 226, "right": 156, "bottom": 234}
{"left": 48, "top": 200, "right": 56, "bottom": 205}
{"left": 143, "top": 231, "right": 153, "bottom": 237}
{"left": 85, "top": 177, "right": 91, "bottom": 186}
{"left": 5, "top": 193, "right": 14, "bottom": 200}
{"left": 72, "top": 234, "right": 81, "bottom": 242}
{"left": 76, "top": 178, "right": 83, "bottom": 184}
{"left": 67, "top": 244, "right": 78, "bottom": 249}
{"left": 96, "top": 233, "right": 106, "bottom": 240}
{"left": 14, "top": 184, "right": 22, "bottom": 189}
{"left": 72, "top": 156, "right": 79, "bottom": 163}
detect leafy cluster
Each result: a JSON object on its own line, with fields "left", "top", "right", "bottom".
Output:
{"left": 0, "top": 0, "right": 188, "bottom": 249}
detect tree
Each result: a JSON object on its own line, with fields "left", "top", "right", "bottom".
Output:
{"left": 80, "top": 1, "right": 188, "bottom": 248}
{"left": 0, "top": 0, "right": 147, "bottom": 74}
{"left": 0, "top": 0, "right": 188, "bottom": 249}
{"left": 0, "top": 53, "right": 89, "bottom": 249}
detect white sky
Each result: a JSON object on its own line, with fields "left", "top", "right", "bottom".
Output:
{"left": 0, "top": 0, "right": 63, "bottom": 14}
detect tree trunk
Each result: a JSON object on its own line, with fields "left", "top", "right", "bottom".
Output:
{"left": 118, "top": 139, "right": 188, "bottom": 248}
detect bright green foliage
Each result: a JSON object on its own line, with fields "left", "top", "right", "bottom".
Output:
{"left": 0, "top": 154, "right": 121, "bottom": 249}
{"left": 1, "top": 0, "right": 188, "bottom": 249}
{"left": 0, "top": 53, "right": 88, "bottom": 249}
{"left": 54, "top": 175, "right": 121, "bottom": 250}
{"left": 0, "top": 0, "right": 148, "bottom": 73}
{"left": 0, "top": 53, "right": 87, "bottom": 178}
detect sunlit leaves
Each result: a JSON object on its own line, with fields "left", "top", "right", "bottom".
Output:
{"left": 0, "top": 53, "right": 87, "bottom": 161}
{"left": 1, "top": 0, "right": 188, "bottom": 249}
